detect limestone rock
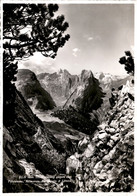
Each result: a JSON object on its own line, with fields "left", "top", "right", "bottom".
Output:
{"left": 111, "top": 134, "right": 120, "bottom": 142}
{"left": 98, "top": 132, "right": 108, "bottom": 143}
{"left": 78, "top": 136, "right": 90, "bottom": 152}
{"left": 108, "top": 128, "right": 116, "bottom": 135}
{"left": 16, "top": 69, "right": 56, "bottom": 111}
{"left": 66, "top": 153, "right": 82, "bottom": 175}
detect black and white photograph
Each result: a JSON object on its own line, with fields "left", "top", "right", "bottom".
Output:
{"left": 1, "top": 0, "right": 135, "bottom": 193}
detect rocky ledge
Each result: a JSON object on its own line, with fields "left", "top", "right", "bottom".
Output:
{"left": 66, "top": 78, "right": 134, "bottom": 192}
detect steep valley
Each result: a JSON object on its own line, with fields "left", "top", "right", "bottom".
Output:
{"left": 3, "top": 68, "right": 134, "bottom": 192}
{"left": 3, "top": 87, "right": 80, "bottom": 192}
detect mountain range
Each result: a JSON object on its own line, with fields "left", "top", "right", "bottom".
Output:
{"left": 3, "top": 67, "right": 134, "bottom": 192}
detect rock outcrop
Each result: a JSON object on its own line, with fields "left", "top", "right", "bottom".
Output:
{"left": 37, "top": 69, "right": 105, "bottom": 113}
{"left": 52, "top": 106, "right": 99, "bottom": 135}
{"left": 66, "top": 153, "right": 82, "bottom": 176}
{"left": 16, "top": 69, "right": 56, "bottom": 111}
{"left": 50, "top": 70, "right": 105, "bottom": 135}
{"left": 43, "top": 120, "right": 86, "bottom": 156}
{"left": 94, "top": 72, "right": 130, "bottom": 122}
{"left": 64, "top": 70, "right": 104, "bottom": 114}
{"left": 3, "top": 88, "right": 68, "bottom": 192}
{"left": 4, "top": 67, "right": 134, "bottom": 192}
{"left": 37, "top": 69, "right": 79, "bottom": 106}
{"left": 66, "top": 77, "right": 134, "bottom": 192}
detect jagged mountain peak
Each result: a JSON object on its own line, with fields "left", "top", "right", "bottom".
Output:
{"left": 37, "top": 69, "right": 79, "bottom": 106}
{"left": 17, "top": 69, "right": 37, "bottom": 81}
{"left": 57, "top": 68, "right": 70, "bottom": 75}
{"left": 37, "top": 69, "right": 72, "bottom": 83}
{"left": 94, "top": 71, "right": 129, "bottom": 83}
{"left": 4, "top": 65, "right": 134, "bottom": 192}
{"left": 15, "top": 69, "right": 56, "bottom": 111}
{"left": 80, "top": 69, "right": 93, "bottom": 77}
{"left": 18, "top": 68, "right": 34, "bottom": 73}
{"left": 37, "top": 69, "right": 98, "bottom": 108}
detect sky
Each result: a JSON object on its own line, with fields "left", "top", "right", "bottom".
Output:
{"left": 19, "top": 3, "right": 134, "bottom": 76}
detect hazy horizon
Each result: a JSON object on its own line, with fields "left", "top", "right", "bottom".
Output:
{"left": 18, "top": 67, "right": 129, "bottom": 78}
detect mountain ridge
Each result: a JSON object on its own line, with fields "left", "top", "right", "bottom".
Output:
{"left": 3, "top": 67, "right": 134, "bottom": 192}
{"left": 15, "top": 69, "right": 56, "bottom": 111}
{"left": 37, "top": 69, "right": 130, "bottom": 110}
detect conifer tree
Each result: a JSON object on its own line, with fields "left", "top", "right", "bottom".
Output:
{"left": 3, "top": 3, "right": 70, "bottom": 125}
{"left": 119, "top": 51, "right": 134, "bottom": 75}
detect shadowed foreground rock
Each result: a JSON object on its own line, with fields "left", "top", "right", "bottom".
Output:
{"left": 3, "top": 88, "right": 66, "bottom": 192}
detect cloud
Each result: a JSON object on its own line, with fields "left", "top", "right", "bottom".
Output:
{"left": 18, "top": 52, "right": 56, "bottom": 74}
{"left": 83, "top": 34, "right": 101, "bottom": 42}
{"left": 72, "top": 48, "right": 80, "bottom": 57}
{"left": 83, "top": 34, "right": 94, "bottom": 41}
{"left": 88, "top": 36, "right": 93, "bottom": 41}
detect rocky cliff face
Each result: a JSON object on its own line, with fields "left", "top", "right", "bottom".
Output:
{"left": 50, "top": 70, "right": 105, "bottom": 135}
{"left": 4, "top": 66, "right": 133, "bottom": 192}
{"left": 66, "top": 77, "right": 134, "bottom": 192}
{"left": 37, "top": 69, "right": 105, "bottom": 114}
{"left": 3, "top": 88, "right": 51, "bottom": 192}
{"left": 93, "top": 72, "right": 130, "bottom": 122}
{"left": 53, "top": 107, "right": 99, "bottom": 135}
{"left": 37, "top": 69, "right": 79, "bottom": 106}
{"left": 3, "top": 88, "right": 76, "bottom": 192}
{"left": 38, "top": 69, "right": 104, "bottom": 135}
{"left": 16, "top": 69, "right": 56, "bottom": 111}
{"left": 64, "top": 70, "right": 105, "bottom": 114}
